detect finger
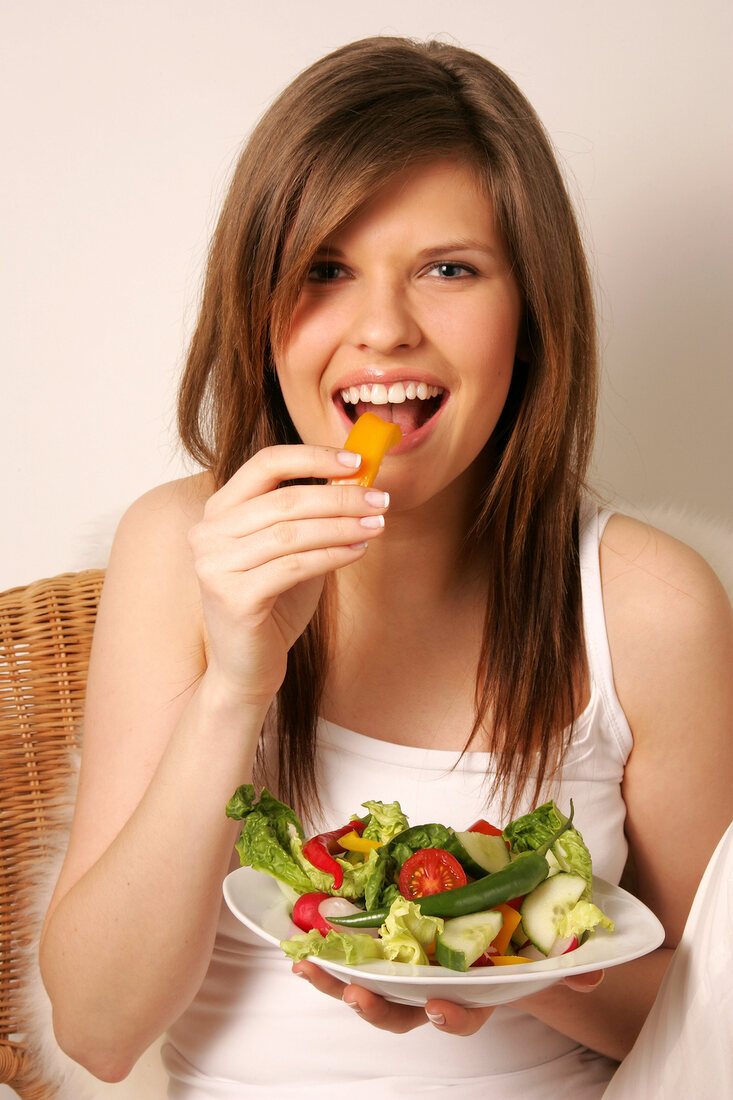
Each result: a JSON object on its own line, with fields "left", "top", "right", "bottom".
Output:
{"left": 215, "top": 514, "right": 386, "bottom": 575}
{"left": 211, "top": 445, "right": 363, "bottom": 513}
{"left": 196, "top": 542, "right": 372, "bottom": 613}
{"left": 341, "top": 986, "right": 426, "bottom": 1034}
{"left": 292, "top": 960, "right": 351, "bottom": 1000}
{"left": 562, "top": 969, "right": 605, "bottom": 993}
{"left": 423, "top": 998, "right": 495, "bottom": 1036}
{"left": 208, "top": 483, "right": 390, "bottom": 541}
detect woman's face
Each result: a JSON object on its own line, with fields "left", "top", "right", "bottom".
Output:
{"left": 274, "top": 159, "right": 523, "bottom": 509}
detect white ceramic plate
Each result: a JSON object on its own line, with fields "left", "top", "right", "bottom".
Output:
{"left": 223, "top": 866, "right": 664, "bottom": 1007}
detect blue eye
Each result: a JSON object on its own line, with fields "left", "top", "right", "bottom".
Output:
{"left": 429, "top": 262, "right": 475, "bottom": 279}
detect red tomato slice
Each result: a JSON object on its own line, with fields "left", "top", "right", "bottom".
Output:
{"left": 468, "top": 819, "right": 503, "bottom": 836}
{"left": 398, "top": 848, "right": 467, "bottom": 899}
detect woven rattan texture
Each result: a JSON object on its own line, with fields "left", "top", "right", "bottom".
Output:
{"left": 0, "top": 570, "right": 104, "bottom": 1098}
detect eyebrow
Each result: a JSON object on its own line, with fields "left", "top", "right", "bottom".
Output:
{"left": 312, "top": 240, "right": 499, "bottom": 259}
{"left": 418, "top": 240, "right": 499, "bottom": 259}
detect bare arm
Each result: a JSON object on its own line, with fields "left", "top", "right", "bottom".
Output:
{"left": 40, "top": 450, "right": 390, "bottom": 1081}
{"left": 492, "top": 516, "right": 732, "bottom": 1056}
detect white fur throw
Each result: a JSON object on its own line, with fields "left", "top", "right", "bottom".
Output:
{"left": 14, "top": 504, "right": 732, "bottom": 1099}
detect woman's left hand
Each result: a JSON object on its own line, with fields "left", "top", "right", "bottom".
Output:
{"left": 293, "top": 961, "right": 604, "bottom": 1035}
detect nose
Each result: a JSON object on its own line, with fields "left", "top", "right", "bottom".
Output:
{"left": 346, "top": 276, "right": 422, "bottom": 355}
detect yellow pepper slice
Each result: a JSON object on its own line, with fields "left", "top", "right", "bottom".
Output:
{"left": 489, "top": 955, "right": 531, "bottom": 966}
{"left": 489, "top": 904, "right": 523, "bottom": 957}
{"left": 338, "top": 829, "right": 382, "bottom": 853}
{"left": 332, "top": 411, "right": 402, "bottom": 487}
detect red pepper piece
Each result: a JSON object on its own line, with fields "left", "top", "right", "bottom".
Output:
{"left": 302, "top": 820, "right": 366, "bottom": 889}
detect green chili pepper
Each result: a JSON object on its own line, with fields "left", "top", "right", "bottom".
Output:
{"left": 333, "top": 801, "right": 575, "bottom": 927}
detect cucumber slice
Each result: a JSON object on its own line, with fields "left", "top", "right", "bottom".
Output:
{"left": 520, "top": 872, "right": 586, "bottom": 955}
{"left": 434, "top": 910, "right": 503, "bottom": 972}
{"left": 454, "top": 831, "right": 510, "bottom": 874}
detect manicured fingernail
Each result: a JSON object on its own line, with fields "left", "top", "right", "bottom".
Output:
{"left": 364, "top": 489, "right": 389, "bottom": 508}
{"left": 343, "top": 996, "right": 363, "bottom": 1015}
{"left": 359, "top": 514, "right": 385, "bottom": 529}
{"left": 337, "top": 450, "right": 361, "bottom": 468}
{"left": 426, "top": 1011, "right": 446, "bottom": 1027}
{"left": 349, "top": 541, "right": 369, "bottom": 550}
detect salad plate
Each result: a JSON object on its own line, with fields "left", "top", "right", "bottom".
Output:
{"left": 223, "top": 865, "right": 665, "bottom": 1007}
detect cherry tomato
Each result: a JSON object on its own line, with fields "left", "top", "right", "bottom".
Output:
{"left": 398, "top": 847, "right": 467, "bottom": 899}
{"left": 468, "top": 819, "right": 503, "bottom": 836}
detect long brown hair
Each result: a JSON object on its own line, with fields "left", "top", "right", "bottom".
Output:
{"left": 178, "top": 37, "right": 598, "bottom": 818}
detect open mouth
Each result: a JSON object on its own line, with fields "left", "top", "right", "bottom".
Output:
{"left": 336, "top": 380, "right": 446, "bottom": 435}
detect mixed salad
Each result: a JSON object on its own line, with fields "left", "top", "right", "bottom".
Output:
{"left": 226, "top": 787, "right": 614, "bottom": 972}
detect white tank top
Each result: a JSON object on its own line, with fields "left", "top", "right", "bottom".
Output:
{"left": 162, "top": 503, "right": 630, "bottom": 1099}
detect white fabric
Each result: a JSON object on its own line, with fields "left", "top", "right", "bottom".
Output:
{"left": 603, "top": 821, "right": 733, "bottom": 1099}
{"left": 162, "top": 501, "right": 628, "bottom": 1097}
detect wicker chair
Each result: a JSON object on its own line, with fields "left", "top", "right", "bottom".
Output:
{"left": 0, "top": 570, "right": 104, "bottom": 1099}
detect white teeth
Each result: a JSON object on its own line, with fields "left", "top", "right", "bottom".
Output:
{"left": 339, "top": 381, "right": 444, "bottom": 405}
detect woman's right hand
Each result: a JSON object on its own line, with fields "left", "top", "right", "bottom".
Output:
{"left": 187, "top": 444, "right": 389, "bottom": 707}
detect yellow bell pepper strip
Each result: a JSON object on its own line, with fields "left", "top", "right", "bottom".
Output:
{"left": 489, "top": 955, "right": 531, "bottom": 966}
{"left": 302, "top": 820, "right": 366, "bottom": 889}
{"left": 488, "top": 903, "right": 522, "bottom": 956}
{"left": 337, "top": 829, "right": 382, "bottom": 854}
{"left": 332, "top": 411, "right": 402, "bottom": 487}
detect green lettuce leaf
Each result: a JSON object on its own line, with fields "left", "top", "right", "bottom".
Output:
{"left": 378, "top": 897, "right": 444, "bottom": 965}
{"left": 558, "top": 900, "right": 615, "bottom": 940}
{"left": 233, "top": 811, "right": 314, "bottom": 894}
{"left": 503, "top": 801, "right": 593, "bottom": 899}
{"left": 280, "top": 928, "right": 384, "bottom": 964}
{"left": 227, "top": 785, "right": 316, "bottom": 893}
{"left": 361, "top": 800, "right": 410, "bottom": 845}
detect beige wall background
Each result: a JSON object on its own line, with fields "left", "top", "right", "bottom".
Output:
{"left": 2, "top": 0, "right": 732, "bottom": 592}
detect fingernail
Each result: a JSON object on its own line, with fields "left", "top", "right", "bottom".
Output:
{"left": 364, "top": 489, "right": 389, "bottom": 508}
{"left": 349, "top": 541, "right": 369, "bottom": 551}
{"left": 426, "top": 1011, "right": 446, "bottom": 1027}
{"left": 359, "top": 514, "right": 385, "bottom": 529}
{"left": 343, "top": 996, "right": 363, "bottom": 1015}
{"left": 586, "top": 971, "right": 605, "bottom": 989}
{"left": 293, "top": 968, "right": 309, "bottom": 981}
{"left": 337, "top": 450, "right": 361, "bottom": 468}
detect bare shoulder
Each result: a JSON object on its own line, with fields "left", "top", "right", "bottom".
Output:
{"left": 102, "top": 472, "right": 214, "bottom": 607}
{"left": 600, "top": 511, "right": 733, "bottom": 731}
{"left": 112, "top": 470, "right": 214, "bottom": 557}
{"left": 599, "top": 514, "right": 733, "bottom": 699}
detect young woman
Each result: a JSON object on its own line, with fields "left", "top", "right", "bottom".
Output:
{"left": 40, "top": 37, "right": 733, "bottom": 1099}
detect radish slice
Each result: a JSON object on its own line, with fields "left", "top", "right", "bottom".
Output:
{"left": 518, "top": 943, "right": 546, "bottom": 961}
{"left": 318, "top": 897, "right": 380, "bottom": 938}
{"left": 292, "top": 892, "right": 333, "bottom": 936}
{"left": 290, "top": 893, "right": 379, "bottom": 939}
{"left": 548, "top": 935, "right": 579, "bottom": 957}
